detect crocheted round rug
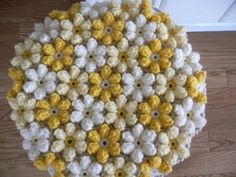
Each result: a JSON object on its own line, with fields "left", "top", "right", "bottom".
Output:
{"left": 7, "top": 0, "right": 207, "bottom": 177}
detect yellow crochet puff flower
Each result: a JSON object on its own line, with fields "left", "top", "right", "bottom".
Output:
{"left": 87, "top": 123, "right": 121, "bottom": 163}
{"left": 138, "top": 95, "right": 174, "bottom": 132}
{"left": 140, "top": 0, "right": 153, "bottom": 19}
{"left": 139, "top": 40, "right": 173, "bottom": 74}
{"left": 34, "top": 152, "right": 66, "bottom": 177}
{"left": 158, "top": 12, "right": 172, "bottom": 25}
{"left": 139, "top": 156, "right": 162, "bottom": 177}
{"left": 89, "top": 65, "right": 123, "bottom": 102}
{"left": 187, "top": 71, "right": 207, "bottom": 104}
{"left": 35, "top": 93, "right": 71, "bottom": 129}
{"left": 42, "top": 38, "right": 74, "bottom": 71}
{"left": 92, "top": 12, "right": 124, "bottom": 45}
{"left": 49, "top": 3, "right": 80, "bottom": 21}
{"left": 7, "top": 68, "right": 25, "bottom": 99}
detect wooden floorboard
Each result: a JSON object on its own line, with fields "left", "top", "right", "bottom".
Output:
{"left": 0, "top": 1, "right": 236, "bottom": 177}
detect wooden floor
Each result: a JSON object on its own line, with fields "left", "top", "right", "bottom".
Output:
{"left": 0, "top": 1, "right": 236, "bottom": 177}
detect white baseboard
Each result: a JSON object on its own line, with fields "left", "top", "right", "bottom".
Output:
{"left": 180, "top": 23, "right": 236, "bottom": 32}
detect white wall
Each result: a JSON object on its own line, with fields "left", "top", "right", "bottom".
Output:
{"left": 153, "top": 0, "right": 236, "bottom": 32}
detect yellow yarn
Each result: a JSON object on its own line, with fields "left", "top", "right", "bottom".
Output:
{"left": 107, "top": 142, "right": 121, "bottom": 156}
{"left": 148, "top": 95, "right": 160, "bottom": 109}
{"left": 87, "top": 142, "right": 100, "bottom": 154}
{"left": 187, "top": 76, "right": 198, "bottom": 88}
{"left": 50, "top": 92, "right": 61, "bottom": 106}
{"left": 88, "top": 130, "right": 101, "bottom": 142}
{"left": 96, "top": 148, "right": 109, "bottom": 163}
{"left": 92, "top": 12, "right": 124, "bottom": 44}
{"left": 103, "top": 12, "right": 115, "bottom": 25}
{"left": 101, "top": 65, "right": 112, "bottom": 78}
{"left": 149, "top": 39, "right": 161, "bottom": 53}
{"left": 8, "top": 68, "right": 25, "bottom": 81}
{"left": 150, "top": 14, "right": 161, "bottom": 23}
{"left": 54, "top": 172, "right": 66, "bottom": 177}
{"left": 139, "top": 114, "right": 152, "bottom": 125}
{"left": 141, "top": 0, "right": 152, "bottom": 10}
{"left": 34, "top": 157, "right": 48, "bottom": 170}
{"left": 108, "top": 73, "right": 121, "bottom": 84}
{"left": 140, "top": 46, "right": 152, "bottom": 58}
{"left": 48, "top": 118, "right": 61, "bottom": 130}
{"left": 53, "top": 159, "right": 65, "bottom": 172}
{"left": 141, "top": 0, "right": 153, "bottom": 19}
{"left": 36, "top": 93, "right": 71, "bottom": 129}
{"left": 89, "top": 73, "right": 102, "bottom": 85}
{"left": 69, "top": 3, "right": 80, "bottom": 18}
{"left": 149, "top": 119, "right": 161, "bottom": 132}
{"left": 139, "top": 102, "right": 151, "bottom": 114}
{"left": 46, "top": 152, "right": 56, "bottom": 165}
{"left": 7, "top": 68, "right": 25, "bottom": 99}
{"left": 159, "top": 161, "right": 173, "bottom": 174}
{"left": 35, "top": 109, "right": 51, "bottom": 121}
{"left": 42, "top": 38, "right": 74, "bottom": 71}
{"left": 92, "top": 19, "right": 105, "bottom": 30}
{"left": 149, "top": 62, "right": 160, "bottom": 74}
{"left": 139, "top": 57, "right": 152, "bottom": 68}
{"left": 89, "top": 65, "right": 122, "bottom": 102}
{"left": 87, "top": 124, "right": 121, "bottom": 163}
{"left": 196, "top": 92, "right": 207, "bottom": 104}
{"left": 159, "top": 115, "right": 174, "bottom": 127}
{"left": 148, "top": 156, "right": 162, "bottom": 169}
{"left": 112, "top": 31, "right": 123, "bottom": 42}
{"left": 188, "top": 87, "right": 199, "bottom": 98}
{"left": 89, "top": 85, "right": 102, "bottom": 97}
{"left": 159, "top": 103, "right": 172, "bottom": 114}
{"left": 102, "top": 35, "right": 113, "bottom": 45}
{"left": 49, "top": 10, "right": 70, "bottom": 21}
{"left": 99, "top": 123, "right": 110, "bottom": 138}
{"left": 196, "top": 71, "right": 207, "bottom": 83}
{"left": 140, "top": 161, "right": 151, "bottom": 174}
{"left": 107, "top": 129, "right": 120, "bottom": 142}
{"left": 160, "top": 48, "right": 173, "bottom": 58}
{"left": 159, "top": 58, "right": 171, "bottom": 70}
{"left": 43, "top": 44, "right": 55, "bottom": 56}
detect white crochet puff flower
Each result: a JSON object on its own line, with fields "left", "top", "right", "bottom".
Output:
{"left": 104, "top": 0, "right": 141, "bottom": 21}
{"left": 113, "top": 94, "right": 138, "bottom": 131}
{"left": 157, "top": 23, "right": 169, "bottom": 42}
{"left": 60, "top": 13, "right": 91, "bottom": 44}
{"left": 106, "top": 38, "right": 139, "bottom": 73}
{"left": 23, "top": 64, "right": 56, "bottom": 100}
{"left": 67, "top": 156, "right": 102, "bottom": 177}
{"left": 74, "top": 38, "right": 106, "bottom": 73}
{"left": 79, "top": 1, "right": 101, "bottom": 19}
{"left": 104, "top": 101, "right": 118, "bottom": 125}
{"left": 70, "top": 95, "right": 105, "bottom": 131}
{"left": 121, "top": 123, "right": 157, "bottom": 163}
{"left": 180, "top": 44, "right": 203, "bottom": 75}
{"left": 20, "top": 122, "right": 50, "bottom": 161}
{"left": 174, "top": 97, "right": 206, "bottom": 135}
{"left": 56, "top": 65, "right": 89, "bottom": 101}
{"left": 103, "top": 157, "right": 137, "bottom": 177}
{"left": 8, "top": 92, "right": 36, "bottom": 129}
{"left": 166, "top": 24, "right": 188, "bottom": 48}
{"left": 30, "top": 17, "right": 60, "bottom": 44}
{"left": 11, "top": 38, "right": 41, "bottom": 70}
{"left": 122, "top": 66, "right": 155, "bottom": 102}
{"left": 125, "top": 14, "right": 157, "bottom": 46}
{"left": 157, "top": 129, "right": 191, "bottom": 166}
{"left": 155, "top": 68, "right": 188, "bottom": 103}
{"left": 51, "top": 123, "right": 87, "bottom": 162}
